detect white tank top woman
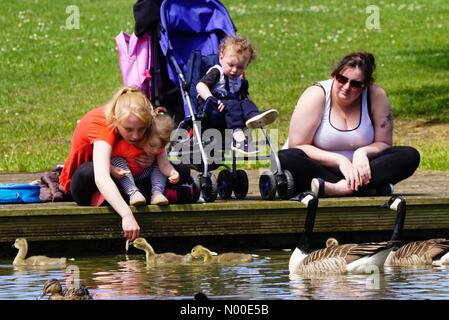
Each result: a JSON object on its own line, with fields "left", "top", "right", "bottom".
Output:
{"left": 311, "top": 79, "right": 374, "bottom": 160}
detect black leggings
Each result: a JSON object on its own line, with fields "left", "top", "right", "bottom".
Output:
{"left": 70, "top": 162, "right": 191, "bottom": 205}
{"left": 278, "top": 146, "right": 420, "bottom": 196}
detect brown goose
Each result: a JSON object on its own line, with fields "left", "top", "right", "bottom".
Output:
{"left": 384, "top": 239, "right": 449, "bottom": 267}
{"left": 128, "top": 238, "right": 192, "bottom": 264}
{"left": 191, "top": 245, "right": 253, "bottom": 264}
{"left": 289, "top": 193, "right": 406, "bottom": 275}
{"left": 383, "top": 196, "right": 449, "bottom": 266}
{"left": 12, "top": 238, "right": 66, "bottom": 267}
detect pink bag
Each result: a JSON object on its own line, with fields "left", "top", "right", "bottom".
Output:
{"left": 115, "top": 32, "right": 152, "bottom": 99}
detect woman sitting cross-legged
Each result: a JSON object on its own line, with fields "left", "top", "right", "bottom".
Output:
{"left": 279, "top": 51, "right": 420, "bottom": 198}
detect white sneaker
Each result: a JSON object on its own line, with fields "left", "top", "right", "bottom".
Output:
{"left": 130, "top": 191, "right": 146, "bottom": 206}
{"left": 245, "top": 109, "right": 278, "bottom": 129}
{"left": 151, "top": 192, "right": 169, "bottom": 205}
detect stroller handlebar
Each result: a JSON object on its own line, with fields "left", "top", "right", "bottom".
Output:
{"left": 169, "top": 54, "right": 187, "bottom": 89}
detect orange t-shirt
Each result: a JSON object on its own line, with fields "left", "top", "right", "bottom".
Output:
{"left": 111, "top": 140, "right": 165, "bottom": 176}
{"left": 59, "top": 107, "right": 119, "bottom": 192}
{"left": 111, "top": 140, "right": 146, "bottom": 176}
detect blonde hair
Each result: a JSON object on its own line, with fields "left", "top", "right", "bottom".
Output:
{"left": 104, "top": 86, "right": 153, "bottom": 129}
{"left": 148, "top": 107, "right": 175, "bottom": 146}
{"left": 219, "top": 35, "right": 257, "bottom": 64}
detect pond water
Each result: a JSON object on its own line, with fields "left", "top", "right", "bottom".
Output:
{"left": 1, "top": 250, "right": 449, "bottom": 300}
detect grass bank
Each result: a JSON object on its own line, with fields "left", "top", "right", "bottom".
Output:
{"left": 0, "top": 0, "right": 448, "bottom": 172}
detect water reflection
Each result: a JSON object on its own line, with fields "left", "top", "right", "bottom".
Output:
{"left": 289, "top": 273, "right": 391, "bottom": 300}
{"left": 1, "top": 251, "right": 449, "bottom": 300}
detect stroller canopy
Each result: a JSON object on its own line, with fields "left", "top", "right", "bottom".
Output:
{"left": 159, "top": 0, "right": 236, "bottom": 84}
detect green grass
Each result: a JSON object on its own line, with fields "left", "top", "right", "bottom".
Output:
{"left": 0, "top": 0, "right": 448, "bottom": 172}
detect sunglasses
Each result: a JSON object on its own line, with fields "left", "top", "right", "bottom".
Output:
{"left": 335, "top": 74, "right": 364, "bottom": 89}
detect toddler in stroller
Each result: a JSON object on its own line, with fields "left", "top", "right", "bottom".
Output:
{"left": 116, "top": 0, "right": 294, "bottom": 202}
{"left": 196, "top": 35, "right": 278, "bottom": 155}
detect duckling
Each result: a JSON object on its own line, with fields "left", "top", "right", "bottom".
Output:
{"left": 12, "top": 238, "right": 67, "bottom": 267}
{"left": 128, "top": 237, "right": 192, "bottom": 264}
{"left": 191, "top": 245, "right": 253, "bottom": 264}
{"left": 326, "top": 238, "right": 339, "bottom": 248}
{"left": 40, "top": 279, "right": 93, "bottom": 300}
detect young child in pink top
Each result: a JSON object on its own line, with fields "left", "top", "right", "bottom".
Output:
{"left": 111, "top": 107, "right": 179, "bottom": 205}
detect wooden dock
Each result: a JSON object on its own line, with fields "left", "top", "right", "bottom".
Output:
{"left": 1, "top": 170, "right": 448, "bottom": 255}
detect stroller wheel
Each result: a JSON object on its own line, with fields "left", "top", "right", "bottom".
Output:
{"left": 259, "top": 170, "right": 277, "bottom": 200}
{"left": 218, "top": 169, "right": 234, "bottom": 199}
{"left": 190, "top": 175, "right": 201, "bottom": 203}
{"left": 233, "top": 170, "right": 249, "bottom": 199}
{"left": 276, "top": 170, "right": 295, "bottom": 200}
{"left": 200, "top": 173, "right": 218, "bottom": 203}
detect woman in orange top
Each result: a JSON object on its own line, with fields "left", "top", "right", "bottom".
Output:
{"left": 59, "top": 87, "right": 154, "bottom": 241}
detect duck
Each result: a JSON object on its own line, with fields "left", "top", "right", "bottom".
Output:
{"left": 40, "top": 279, "right": 65, "bottom": 300}
{"left": 128, "top": 237, "right": 192, "bottom": 264}
{"left": 191, "top": 245, "right": 253, "bottom": 264}
{"left": 289, "top": 193, "right": 407, "bottom": 276}
{"left": 64, "top": 284, "right": 93, "bottom": 300}
{"left": 383, "top": 197, "right": 449, "bottom": 267}
{"left": 40, "top": 279, "right": 93, "bottom": 300}
{"left": 12, "top": 238, "right": 67, "bottom": 267}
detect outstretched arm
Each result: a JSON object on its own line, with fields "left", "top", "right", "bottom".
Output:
{"left": 92, "top": 141, "right": 140, "bottom": 240}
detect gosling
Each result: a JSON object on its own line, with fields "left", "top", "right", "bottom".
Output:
{"left": 128, "top": 237, "right": 192, "bottom": 264}
{"left": 326, "top": 238, "right": 339, "bottom": 248}
{"left": 12, "top": 238, "right": 66, "bottom": 267}
{"left": 191, "top": 245, "right": 253, "bottom": 264}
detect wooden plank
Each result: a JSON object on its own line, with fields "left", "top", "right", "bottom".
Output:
{"left": 0, "top": 197, "right": 448, "bottom": 244}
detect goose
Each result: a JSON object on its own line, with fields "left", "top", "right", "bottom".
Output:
{"left": 288, "top": 193, "right": 407, "bottom": 275}
{"left": 191, "top": 245, "right": 253, "bottom": 264}
{"left": 12, "top": 238, "right": 67, "bottom": 267}
{"left": 383, "top": 197, "right": 449, "bottom": 267}
{"left": 128, "top": 238, "right": 192, "bottom": 264}
{"left": 40, "top": 279, "right": 93, "bottom": 300}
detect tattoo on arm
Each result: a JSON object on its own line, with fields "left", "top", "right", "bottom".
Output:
{"left": 380, "top": 112, "right": 394, "bottom": 128}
